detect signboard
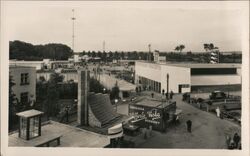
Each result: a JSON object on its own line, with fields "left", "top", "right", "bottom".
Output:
{"left": 128, "top": 104, "right": 164, "bottom": 131}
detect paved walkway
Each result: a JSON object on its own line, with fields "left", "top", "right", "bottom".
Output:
{"left": 118, "top": 92, "right": 241, "bottom": 149}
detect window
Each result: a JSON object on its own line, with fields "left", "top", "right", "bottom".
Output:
{"left": 20, "top": 117, "right": 27, "bottom": 139}
{"left": 21, "top": 73, "right": 29, "bottom": 85}
{"left": 29, "top": 116, "right": 39, "bottom": 138}
{"left": 20, "top": 92, "right": 29, "bottom": 104}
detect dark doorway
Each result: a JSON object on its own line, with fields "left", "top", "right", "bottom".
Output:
{"left": 178, "top": 85, "right": 182, "bottom": 93}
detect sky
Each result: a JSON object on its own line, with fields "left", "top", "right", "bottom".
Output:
{"left": 2, "top": 1, "right": 247, "bottom": 52}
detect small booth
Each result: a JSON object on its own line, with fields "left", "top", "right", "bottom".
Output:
{"left": 128, "top": 98, "right": 180, "bottom": 132}
{"left": 16, "top": 109, "right": 43, "bottom": 140}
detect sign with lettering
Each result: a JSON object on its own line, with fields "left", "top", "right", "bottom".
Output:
{"left": 129, "top": 104, "right": 164, "bottom": 131}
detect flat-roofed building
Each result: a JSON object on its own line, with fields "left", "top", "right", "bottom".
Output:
{"left": 10, "top": 60, "right": 45, "bottom": 70}
{"left": 9, "top": 65, "right": 36, "bottom": 104}
{"left": 135, "top": 61, "right": 241, "bottom": 93}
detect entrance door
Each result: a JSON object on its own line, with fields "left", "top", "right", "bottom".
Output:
{"left": 178, "top": 85, "right": 182, "bottom": 93}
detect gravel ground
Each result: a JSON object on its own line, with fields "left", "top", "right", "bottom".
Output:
{"left": 118, "top": 92, "right": 241, "bottom": 149}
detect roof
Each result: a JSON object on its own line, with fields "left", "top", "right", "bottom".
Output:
{"left": 88, "top": 93, "right": 120, "bottom": 126}
{"left": 9, "top": 60, "right": 44, "bottom": 63}
{"left": 134, "top": 97, "right": 174, "bottom": 108}
{"left": 9, "top": 121, "right": 110, "bottom": 147}
{"left": 165, "top": 63, "right": 241, "bottom": 69}
{"left": 16, "top": 109, "right": 44, "bottom": 118}
{"left": 9, "top": 65, "right": 36, "bottom": 69}
{"left": 136, "top": 61, "right": 241, "bottom": 69}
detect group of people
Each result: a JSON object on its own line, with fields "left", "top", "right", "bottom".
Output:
{"left": 227, "top": 133, "right": 241, "bottom": 149}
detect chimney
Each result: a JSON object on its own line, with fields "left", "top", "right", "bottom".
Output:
{"left": 77, "top": 68, "right": 90, "bottom": 126}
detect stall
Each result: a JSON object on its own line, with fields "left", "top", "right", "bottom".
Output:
{"left": 128, "top": 98, "right": 179, "bottom": 132}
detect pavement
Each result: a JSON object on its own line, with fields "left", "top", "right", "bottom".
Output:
{"left": 117, "top": 91, "right": 241, "bottom": 149}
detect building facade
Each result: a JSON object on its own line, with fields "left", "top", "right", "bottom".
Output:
{"left": 9, "top": 66, "right": 36, "bottom": 105}
{"left": 135, "top": 61, "right": 241, "bottom": 93}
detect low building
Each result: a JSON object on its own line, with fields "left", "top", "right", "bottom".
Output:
{"left": 128, "top": 97, "right": 179, "bottom": 132}
{"left": 9, "top": 66, "right": 36, "bottom": 104}
{"left": 10, "top": 60, "right": 45, "bottom": 70}
{"left": 135, "top": 61, "right": 241, "bottom": 93}
{"left": 99, "top": 73, "right": 136, "bottom": 99}
{"left": 9, "top": 109, "right": 110, "bottom": 147}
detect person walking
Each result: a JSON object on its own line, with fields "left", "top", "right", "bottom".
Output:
{"left": 170, "top": 90, "right": 174, "bottom": 99}
{"left": 186, "top": 120, "right": 192, "bottom": 133}
{"left": 233, "top": 133, "right": 240, "bottom": 148}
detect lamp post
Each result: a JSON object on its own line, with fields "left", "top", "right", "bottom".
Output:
{"left": 115, "top": 99, "right": 118, "bottom": 112}
{"left": 65, "top": 105, "right": 70, "bottom": 123}
{"left": 166, "top": 73, "right": 169, "bottom": 100}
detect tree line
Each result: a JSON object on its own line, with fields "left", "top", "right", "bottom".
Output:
{"left": 10, "top": 40, "right": 73, "bottom": 60}
{"left": 9, "top": 40, "right": 241, "bottom": 63}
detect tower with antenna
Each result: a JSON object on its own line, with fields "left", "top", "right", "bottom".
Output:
{"left": 72, "top": 9, "right": 79, "bottom": 63}
{"left": 148, "top": 44, "right": 151, "bottom": 61}
{"left": 103, "top": 41, "right": 105, "bottom": 52}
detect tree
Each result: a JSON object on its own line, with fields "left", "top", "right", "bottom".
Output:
{"left": 179, "top": 45, "right": 185, "bottom": 52}
{"left": 110, "top": 82, "right": 120, "bottom": 100}
{"left": 10, "top": 40, "right": 73, "bottom": 61}
{"left": 89, "top": 77, "right": 105, "bottom": 93}
{"left": 203, "top": 43, "right": 209, "bottom": 52}
{"left": 174, "top": 46, "right": 180, "bottom": 52}
{"left": 45, "top": 73, "right": 64, "bottom": 119}
{"left": 175, "top": 45, "right": 185, "bottom": 53}
{"left": 9, "top": 74, "right": 17, "bottom": 130}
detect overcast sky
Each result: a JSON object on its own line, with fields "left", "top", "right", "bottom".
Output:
{"left": 3, "top": 1, "right": 247, "bottom": 52}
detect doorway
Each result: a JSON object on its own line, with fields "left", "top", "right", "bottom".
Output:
{"left": 178, "top": 85, "right": 182, "bottom": 93}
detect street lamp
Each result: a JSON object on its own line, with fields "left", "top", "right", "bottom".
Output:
{"left": 115, "top": 99, "right": 118, "bottom": 112}
{"left": 65, "top": 105, "right": 70, "bottom": 123}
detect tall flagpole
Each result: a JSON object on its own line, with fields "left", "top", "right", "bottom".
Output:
{"left": 71, "top": 9, "right": 76, "bottom": 53}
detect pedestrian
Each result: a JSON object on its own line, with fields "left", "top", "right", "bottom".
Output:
{"left": 151, "top": 93, "right": 154, "bottom": 98}
{"left": 216, "top": 107, "right": 220, "bottom": 118}
{"left": 233, "top": 133, "right": 240, "bottom": 148}
{"left": 226, "top": 135, "right": 231, "bottom": 147}
{"left": 170, "top": 90, "right": 174, "bottom": 99}
{"left": 186, "top": 120, "right": 192, "bottom": 133}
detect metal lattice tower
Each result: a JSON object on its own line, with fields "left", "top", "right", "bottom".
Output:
{"left": 103, "top": 41, "right": 105, "bottom": 52}
{"left": 148, "top": 44, "right": 151, "bottom": 61}
{"left": 71, "top": 9, "right": 76, "bottom": 53}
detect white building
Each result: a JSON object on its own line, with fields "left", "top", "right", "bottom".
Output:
{"left": 135, "top": 61, "right": 241, "bottom": 93}
{"left": 10, "top": 60, "right": 45, "bottom": 70}
{"left": 9, "top": 66, "right": 36, "bottom": 105}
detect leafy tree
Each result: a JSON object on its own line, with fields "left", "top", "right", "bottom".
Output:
{"left": 110, "top": 82, "right": 120, "bottom": 100}
{"left": 45, "top": 72, "right": 64, "bottom": 119}
{"left": 10, "top": 40, "right": 73, "bottom": 60}
{"left": 203, "top": 43, "right": 209, "bottom": 52}
{"left": 179, "top": 45, "right": 185, "bottom": 52}
{"left": 9, "top": 74, "right": 17, "bottom": 130}
{"left": 174, "top": 46, "right": 180, "bottom": 52}
{"left": 89, "top": 77, "right": 105, "bottom": 93}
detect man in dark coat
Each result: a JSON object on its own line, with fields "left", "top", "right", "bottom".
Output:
{"left": 233, "top": 133, "right": 240, "bottom": 148}
{"left": 186, "top": 120, "right": 192, "bottom": 133}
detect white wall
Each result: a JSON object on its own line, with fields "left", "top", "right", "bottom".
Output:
{"left": 191, "top": 75, "right": 241, "bottom": 86}
{"left": 135, "top": 62, "right": 191, "bottom": 93}
{"left": 135, "top": 61, "right": 162, "bottom": 83}
{"left": 10, "top": 67, "right": 36, "bottom": 102}
{"left": 10, "top": 61, "right": 44, "bottom": 70}
{"left": 160, "top": 65, "right": 191, "bottom": 93}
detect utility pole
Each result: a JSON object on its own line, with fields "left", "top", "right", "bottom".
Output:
{"left": 71, "top": 9, "right": 76, "bottom": 53}
{"left": 166, "top": 73, "right": 169, "bottom": 100}
{"left": 103, "top": 41, "right": 106, "bottom": 52}
{"left": 148, "top": 44, "right": 151, "bottom": 61}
